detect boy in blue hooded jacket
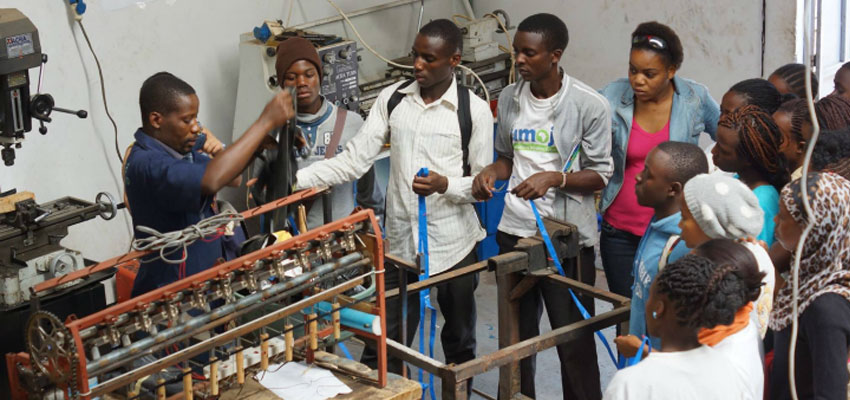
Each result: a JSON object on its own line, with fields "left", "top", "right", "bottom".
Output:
{"left": 615, "top": 141, "right": 708, "bottom": 353}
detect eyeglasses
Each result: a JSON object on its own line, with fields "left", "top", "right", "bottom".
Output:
{"left": 631, "top": 35, "right": 668, "bottom": 51}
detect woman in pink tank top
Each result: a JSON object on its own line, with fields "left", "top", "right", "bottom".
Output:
{"left": 598, "top": 21, "right": 720, "bottom": 300}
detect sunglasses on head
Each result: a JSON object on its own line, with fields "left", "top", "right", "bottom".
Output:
{"left": 632, "top": 35, "right": 668, "bottom": 51}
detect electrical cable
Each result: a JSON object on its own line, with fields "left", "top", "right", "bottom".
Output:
{"left": 325, "top": 0, "right": 491, "bottom": 103}
{"left": 416, "top": 0, "right": 424, "bottom": 32}
{"left": 76, "top": 19, "right": 123, "bottom": 164}
{"left": 285, "top": 0, "right": 295, "bottom": 27}
{"left": 789, "top": 1, "right": 819, "bottom": 399}
{"left": 132, "top": 210, "right": 244, "bottom": 264}
{"left": 324, "top": 0, "right": 412, "bottom": 70}
{"left": 760, "top": 0, "right": 767, "bottom": 77}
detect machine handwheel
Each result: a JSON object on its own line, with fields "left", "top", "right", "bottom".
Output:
{"left": 95, "top": 191, "right": 117, "bottom": 220}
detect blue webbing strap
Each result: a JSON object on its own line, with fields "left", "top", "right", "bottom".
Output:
{"left": 528, "top": 199, "right": 619, "bottom": 367}
{"left": 617, "top": 335, "right": 652, "bottom": 369}
{"left": 416, "top": 167, "right": 437, "bottom": 400}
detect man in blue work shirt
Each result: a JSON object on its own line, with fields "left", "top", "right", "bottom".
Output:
{"left": 124, "top": 72, "right": 295, "bottom": 297}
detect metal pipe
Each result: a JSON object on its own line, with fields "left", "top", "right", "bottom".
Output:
{"left": 87, "top": 272, "right": 366, "bottom": 397}
{"left": 416, "top": 0, "right": 424, "bottom": 32}
{"left": 322, "top": 191, "right": 333, "bottom": 225}
{"left": 87, "top": 252, "right": 364, "bottom": 374}
{"left": 460, "top": 0, "right": 475, "bottom": 19}
{"left": 293, "top": 0, "right": 421, "bottom": 30}
{"left": 81, "top": 235, "right": 355, "bottom": 341}
{"left": 91, "top": 260, "right": 369, "bottom": 377}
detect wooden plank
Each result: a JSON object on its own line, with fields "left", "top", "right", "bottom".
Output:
{"left": 497, "top": 269, "right": 522, "bottom": 399}
{"left": 220, "top": 370, "right": 420, "bottom": 400}
{"left": 508, "top": 275, "right": 539, "bottom": 301}
{"left": 488, "top": 252, "right": 528, "bottom": 276}
{"left": 386, "top": 338, "right": 446, "bottom": 376}
{"left": 0, "top": 191, "right": 34, "bottom": 214}
{"left": 452, "top": 306, "right": 630, "bottom": 381}
{"left": 384, "top": 260, "right": 488, "bottom": 299}
{"left": 546, "top": 274, "right": 631, "bottom": 306}
{"left": 385, "top": 253, "right": 419, "bottom": 274}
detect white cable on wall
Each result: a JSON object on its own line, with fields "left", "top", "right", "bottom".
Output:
{"left": 789, "top": 1, "right": 819, "bottom": 399}
{"left": 324, "top": 0, "right": 491, "bottom": 103}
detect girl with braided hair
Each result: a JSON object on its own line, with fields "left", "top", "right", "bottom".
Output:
{"left": 603, "top": 253, "right": 752, "bottom": 399}
{"left": 692, "top": 240, "right": 767, "bottom": 400}
{"left": 774, "top": 99, "right": 807, "bottom": 180}
{"left": 770, "top": 172, "right": 850, "bottom": 400}
{"left": 811, "top": 127, "right": 850, "bottom": 180}
{"left": 769, "top": 63, "right": 819, "bottom": 99}
{"left": 783, "top": 94, "right": 850, "bottom": 180}
{"left": 707, "top": 78, "right": 786, "bottom": 174}
{"left": 813, "top": 93, "right": 850, "bottom": 129}
{"left": 711, "top": 105, "right": 790, "bottom": 246}
{"left": 720, "top": 78, "right": 785, "bottom": 117}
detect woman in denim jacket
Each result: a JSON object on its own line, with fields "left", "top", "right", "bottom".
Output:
{"left": 598, "top": 22, "right": 720, "bottom": 299}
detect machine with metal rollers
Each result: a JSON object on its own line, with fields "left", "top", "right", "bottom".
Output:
{"left": 5, "top": 188, "right": 389, "bottom": 400}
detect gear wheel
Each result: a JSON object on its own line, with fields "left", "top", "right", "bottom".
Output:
{"left": 26, "top": 310, "right": 79, "bottom": 397}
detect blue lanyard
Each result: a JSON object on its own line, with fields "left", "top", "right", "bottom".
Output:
{"left": 618, "top": 335, "right": 652, "bottom": 368}
{"left": 528, "top": 199, "right": 620, "bottom": 367}
{"left": 416, "top": 167, "right": 437, "bottom": 400}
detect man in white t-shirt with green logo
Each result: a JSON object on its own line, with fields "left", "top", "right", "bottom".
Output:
{"left": 472, "top": 13, "right": 613, "bottom": 400}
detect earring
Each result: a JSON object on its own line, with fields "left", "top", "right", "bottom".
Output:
{"left": 652, "top": 311, "right": 658, "bottom": 319}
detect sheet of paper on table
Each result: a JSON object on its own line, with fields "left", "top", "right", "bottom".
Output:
{"left": 254, "top": 362, "right": 352, "bottom": 400}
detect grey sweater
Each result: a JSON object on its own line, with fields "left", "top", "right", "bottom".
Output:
{"left": 495, "top": 72, "right": 613, "bottom": 247}
{"left": 296, "top": 100, "right": 385, "bottom": 229}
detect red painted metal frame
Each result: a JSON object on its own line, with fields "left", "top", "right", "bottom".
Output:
{"left": 8, "top": 187, "right": 389, "bottom": 398}
{"left": 69, "top": 209, "right": 385, "bottom": 398}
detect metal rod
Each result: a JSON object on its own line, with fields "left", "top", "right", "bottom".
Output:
{"left": 87, "top": 252, "right": 364, "bottom": 374}
{"left": 292, "top": 0, "right": 421, "bottom": 30}
{"left": 88, "top": 272, "right": 366, "bottom": 397}
{"left": 35, "top": 187, "right": 331, "bottom": 293}
{"left": 88, "top": 260, "right": 367, "bottom": 377}
{"left": 322, "top": 191, "right": 333, "bottom": 225}
{"left": 450, "top": 306, "right": 630, "bottom": 381}
{"left": 546, "top": 274, "right": 631, "bottom": 306}
{"left": 416, "top": 0, "right": 424, "bottom": 32}
{"left": 385, "top": 260, "right": 487, "bottom": 298}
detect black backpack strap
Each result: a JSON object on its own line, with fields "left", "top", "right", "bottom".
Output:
{"left": 457, "top": 85, "right": 473, "bottom": 176}
{"left": 386, "top": 79, "right": 415, "bottom": 118}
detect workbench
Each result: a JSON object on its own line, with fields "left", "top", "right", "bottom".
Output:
{"left": 222, "top": 371, "right": 420, "bottom": 400}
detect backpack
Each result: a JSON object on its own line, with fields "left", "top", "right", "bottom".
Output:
{"left": 386, "top": 79, "right": 474, "bottom": 176}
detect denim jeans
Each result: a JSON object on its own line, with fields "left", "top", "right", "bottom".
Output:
{"left": 599, "top": 219, "right": 641, "bottom": 299}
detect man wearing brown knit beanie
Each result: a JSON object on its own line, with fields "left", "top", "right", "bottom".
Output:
{"left": 271, "top": 37, "right": 384, "bottom": 229}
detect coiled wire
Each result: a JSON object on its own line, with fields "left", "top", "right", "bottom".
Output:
{"left": 132, "top": 210, "right": 244, "bottom": 264}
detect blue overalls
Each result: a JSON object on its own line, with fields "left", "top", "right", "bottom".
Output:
{"left": 124, "top": 129, "right": 223, "bottom": 297}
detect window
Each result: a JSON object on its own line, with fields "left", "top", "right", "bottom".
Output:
{"left": 816, "top": 0, "right": 850, "bottom": 97}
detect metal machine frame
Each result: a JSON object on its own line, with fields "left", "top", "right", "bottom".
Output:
{"left": 385, "top": 218, "right": 630, "bottom": 400}
{"left": 6, "top": 188, "right": 390, "bottom": 400}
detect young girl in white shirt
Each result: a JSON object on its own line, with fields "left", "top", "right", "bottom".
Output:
{"left": 604, "top": 253, "right": 753, "bottom": 400}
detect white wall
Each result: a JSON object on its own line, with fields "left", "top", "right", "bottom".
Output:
{"left": 0, "top": 0, "right": 457, "bottom": 261}
{"left": 471, "top": 0, "right": 799, "bottom": 100}
{"left": 0, "top": 0, "right": 801, "bottom": 261}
